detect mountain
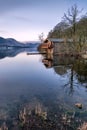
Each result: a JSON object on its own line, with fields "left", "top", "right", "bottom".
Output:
{"left": 0, "top": 37, "right": 24, "bottom": 47}
{"left": 24, "top": 42, "right": 40, "bottom": 48}
{"left": 0, "top": 37, "right": 6, "bottom": 43}
{"left": 0, "top": 37, "right": 40, "bottom": 48}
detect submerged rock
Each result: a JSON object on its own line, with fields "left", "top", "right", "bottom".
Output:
{"left": 75, "top": 103, "right": 82, "bottom": 109}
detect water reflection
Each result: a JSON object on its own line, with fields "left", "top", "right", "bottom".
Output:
{"left": 0, "top": 47, "right": 37, "bottom": 59}
{"left": 0, "top": 49, "right": 87, "bottom": 129}
{"left": 42, "top": 53, "right": 87, "bottom": 88}
{"left": 42, "top": 54, "right": 53, "bottom": 68}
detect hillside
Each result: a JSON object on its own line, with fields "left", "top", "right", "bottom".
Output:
{"left": 0, "top": 37, "right": 24, "bottom": 47}
{"left": 0, "top": 37, "right": 40, "bottom": 48}
{"left": 48, "top": 17, "right": 87, "bottom": 40}
{"left": 47, "top": 14, "right": 87, "bottom": 54}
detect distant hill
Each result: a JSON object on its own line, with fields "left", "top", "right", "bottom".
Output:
{"left": 0, "top": 37, "right": 40, "bottom": 48}
{"left": 0, "top": 37, "right": 24, "bottom": 47}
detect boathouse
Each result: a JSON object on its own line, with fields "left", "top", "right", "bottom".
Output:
{"left": 38, "top": 38, "right": 65, "bottom": 54}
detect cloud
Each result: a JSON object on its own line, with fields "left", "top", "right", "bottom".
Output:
{"left": 0, "top": 0, "right": 59, "bottom": 15}
{"left": 14, "top": 16, "right": 31, "bottom": 23}
{"left": 0, "top": 0, "right": 32, "bottom": 14}
{"left": 0, "top": 30, "right": 8, "bottom": 34}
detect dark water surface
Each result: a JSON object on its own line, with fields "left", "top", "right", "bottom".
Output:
{"left": 0, "top": 48, "right": 87, "bottom": 129}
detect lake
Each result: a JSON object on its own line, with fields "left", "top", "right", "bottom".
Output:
{"left": 0, "top": 48, "right": 87, "bottom": 129}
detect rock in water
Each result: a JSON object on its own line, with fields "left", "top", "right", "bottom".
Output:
{"left": 75, "top": 103, "right": 82, "bottom": 109}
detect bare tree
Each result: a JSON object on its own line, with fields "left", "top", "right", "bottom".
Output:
{"left": 38, "top": 32, "right": 44, "bottom": 42}
{"left": 63, "top": 4, "right": 83, "bottom": 40}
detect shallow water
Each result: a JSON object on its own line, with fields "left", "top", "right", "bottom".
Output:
{"left": 0, "top": 48, "right": 87, "bottom": 129}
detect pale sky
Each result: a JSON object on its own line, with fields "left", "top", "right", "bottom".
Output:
{"left": 0, "top": 0, "right": 87, "bottom": 41}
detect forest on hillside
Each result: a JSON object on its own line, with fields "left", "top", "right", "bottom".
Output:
{"left": 47, "top": 4, "right": 87, "bottom": 53}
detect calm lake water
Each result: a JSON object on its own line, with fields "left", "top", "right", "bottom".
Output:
{"left": 0, "top": 48, "right": 87, "bottom": 129}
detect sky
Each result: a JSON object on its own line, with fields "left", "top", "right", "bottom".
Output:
{"left": 0, "top": 0, "right": 87, "bottom": 41}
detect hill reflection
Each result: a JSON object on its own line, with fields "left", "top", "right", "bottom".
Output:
{"left": 42, "top": 54, "right": 87, "bottom": 84}
{"left": 0, "top": 47, "right": 37, "bottom": 59}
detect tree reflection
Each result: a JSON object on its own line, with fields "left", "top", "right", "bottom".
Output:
{"left": 74, "top": 59, "right": 87, "bottom": 83}
{"left": 42, "top": 54, "right": 87, "bottom": 95}
{"left": 64, "top": 65, "right": 75, "bottom": 95}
